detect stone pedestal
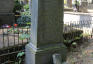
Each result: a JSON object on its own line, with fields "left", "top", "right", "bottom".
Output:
{"left": 26, "top": 43, "right": 67, "bottom": 64}
{"left": 25, "top": 0, "right": 67, "bottom": 64}
{"left": 0, "top": 13, "right": 15, "bottom": 26}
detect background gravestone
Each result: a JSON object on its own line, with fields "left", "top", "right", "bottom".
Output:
{"left": 0, "top": 0, "right": 15, "bottom": 26}
{"left": 26, "top": 0, "right": 67, "bottom": 64}
{"left": 67, "top": 0, "right": 72, "bottom": 8}
{"left": 79, "top": 2, "right": 88, "bottom": 12}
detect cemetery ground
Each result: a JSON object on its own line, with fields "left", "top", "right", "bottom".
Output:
{"left": 66, "top": 36, "right": 93, "bottom": 64}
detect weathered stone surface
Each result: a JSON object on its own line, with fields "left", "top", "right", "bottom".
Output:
{"left": 29, "top": 0, "right": 32, "bottom": 13}
{"left": 26, "top": 43, "right": 67, "bottom": 64}
{"left": 62, "top": 62, "right": 69, "bottom": 64}
{"left": 53, "top": 54, "right": 62, "bottom": 64}
{"left": 79, "top": 2, "right": 88, "bottom": 12}
{"left": 0, "top": 0, "right": 14, "bottom": 13}
{"left": 26, "top": 0, "right": 67, "bottom": 64}
{"left": 30, "top": 0, "right": 64, "bottom": 48}
{"left": 0, "top": 13, "right": 15, "bottom": 26}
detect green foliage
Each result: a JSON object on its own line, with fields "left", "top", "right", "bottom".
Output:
{"left": 17, "top": 52, "right": 25, "bottom": 57}
{"left": 64, "top": 33, "right": 83, "bottom": 48}
{"left": 17, "top": 15, "right": 31, "bottom": 26}
{"left": 83, "top": 52, "right": 87, "bottom": 58}
{"left": 26, "top": 22, "right": 31, "bottom": 25}
{"left": 74, "top": 0, "right": 80, "bottom": 5}
{"left": 21, "top": 11, "right": 31, "bottom": 16}
{"left": 85, "top": 34, "right": 89, "bottom": 37}
{"left": 76, "top": 1, "right": 80, "bottom": 5}
{"left": 19, "top": 22, "right": 30, "bottom": 40}
{"left": 8, "top": 28, "right": 22, "bottom": 34}
{"left": 64, "top": 0, "right": 67, "bottom": 4}
{"left": 19, "top": 33, "right": 30, "bottom": 40}
{"left": 72, "top": 42, "right": 77, "bottom": 46}
{"left": 68, "top": 40, "right": 71, "bottom": 43}
{"left": 64, "top": 40, "right": 67, "bottom": 42}
{"left": 13, "top": 0, "right": 22, "bottom": 13}
{"left": 80, "top": 33, "right": 83, "bottom": 37}
{"left": 23, "top": 4, "right": 29, "bottom": 11}
{"left": 24, "top": 26, "right": 30, "bottom": 28}
{"left": 64, "top": 37, "right": 71, "bottom": 43}
{"left": 64, "top": 33, "right": 83, "bottom": 43}
{"left": 75, "top": 37, "right": 80, "bottom": 39}
{"left": 14, "top": 52, "right": 25, "bottom": 64}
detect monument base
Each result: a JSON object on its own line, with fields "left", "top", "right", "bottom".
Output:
{"left": 25, "top": 43, "right": 67, "bottom": 64}
{"left": 0, "top": 13, "right": 15, "bottom": 26}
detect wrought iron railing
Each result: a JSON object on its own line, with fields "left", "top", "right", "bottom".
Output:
{"left": 0, "top": 20, "right": 93, "bottom": 63}
{"left": 0, "top": 26, "right": 30, "bottom": 64}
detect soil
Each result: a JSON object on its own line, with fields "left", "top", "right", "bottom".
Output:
{"left": 66, "top": 36, "right": 93, "bottom": 64}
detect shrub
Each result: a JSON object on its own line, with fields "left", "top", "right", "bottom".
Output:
{"left": 14, "top": 52, "right": 25, "bottom": 64}
{"left": 64, "top": 0, "right": 67, "bottom": 4}
{"left": 23, "top": 4, "right": 29, "bottom": 11}
{"left": 21, "top": 11, "right": 31, "bottom": 16}
{"left": 16, "top": 15, "right": 31, "bottom": 26}
{"left": 13, "top": 0, "right": 22, "bottom": 13}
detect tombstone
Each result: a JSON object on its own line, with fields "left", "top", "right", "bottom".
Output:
{"left": 20, "top": 1, "right": 25, "bottom": 12}
{"left": 25, "top": 0, "right": 67, "bottom": 64}
{"left": 0, "top": 0, "right": 15, "bottom": 26}
{"left": 67, "top": 0, "right": 72, "bottom": 8}
{"left": 79, "top": 2, "right": 88, "bottom": 12}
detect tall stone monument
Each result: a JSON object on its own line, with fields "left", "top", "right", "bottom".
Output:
{"left": 0, "top": 0, "right": 15, "bottom": 26}
{"left": 26, "top": 0, "right": 67, "bottom": 64}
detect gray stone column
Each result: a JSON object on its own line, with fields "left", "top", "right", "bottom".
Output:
{"left": 25, "top": 0, "right": 67, "bottom": 64}
{"left": 67, "top": 0, "right": 72, "bottom": 8}
{"left": 29, "top": 0, "right": 32, "bottom": 13}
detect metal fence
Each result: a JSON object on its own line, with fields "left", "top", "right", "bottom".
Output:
{"left": 0, "top": 20, "right": 93, "bottom": 63}
{"left": 63, "top": 20, "right": 93, "bottom": 46}
{"left": 0, "top": 25, "right": 30, "bottom": 64}
{"left": 65, "top": 20, "right": 93, "bottom": 35}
